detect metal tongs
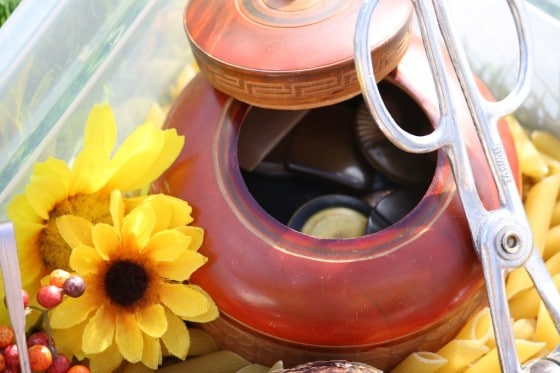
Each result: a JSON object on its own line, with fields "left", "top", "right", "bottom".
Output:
{"left": 355, "top": 0, "right": 560, "bottom": 372}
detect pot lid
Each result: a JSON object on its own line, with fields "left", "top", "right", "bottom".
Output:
{"left": 184, "top": 0, "right": 413, "bottom": 109}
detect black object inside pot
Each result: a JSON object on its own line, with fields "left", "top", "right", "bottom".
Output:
{"left": 238, "top": 81, "right": 437, "bottom": 237}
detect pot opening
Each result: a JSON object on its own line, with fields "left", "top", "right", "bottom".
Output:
{"left": 237, "top": 80, "right": 437, "bottom": 239}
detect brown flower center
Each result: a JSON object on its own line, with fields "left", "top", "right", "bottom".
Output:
{"left": 104, "top": 260, "right": 149, "bottom": 307}
{"left": 40, "top": 192, "right": 112, "bottom": 271}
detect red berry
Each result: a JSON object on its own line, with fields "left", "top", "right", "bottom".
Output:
{"left": 37, "top": 286, "right": 64, "bottom": 309}
{"left": 49, "top": 270, "right": 71, "bottom": 288}
{"left": 62, "top": 276, "right": 85, "bottom": 298}
{"left": 27, "top": 332, "right": 53, "bottom": 348}
{"left": 28, "top": 344, "right": 52, "bottom": 372}
{"left": 22, "top": 290, "right": 30, "bottom": 309}
{"left": 4, "top": 363, "right": 20, "bottom": 372}
{"left": 0, "top": 325, "right": 14, "bottom": 348}
{"left": 68, "top": 365, "right": 90, "bottom": 373}
{"left": 4, "top": 344, "right": 19, "bottom": 367}
{"left": 47, "top": 353, "right": 71, "bottom": 373}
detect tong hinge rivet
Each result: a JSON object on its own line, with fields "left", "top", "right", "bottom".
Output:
{"left": 501, "top": 231, "right": 522, "bottom": 254}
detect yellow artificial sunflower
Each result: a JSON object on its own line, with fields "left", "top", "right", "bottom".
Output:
{"left": 4, "top": 103, "right": 184, "bottom": 326}
{"left": 49, "top": 190, "right": 218, "bottom": 372}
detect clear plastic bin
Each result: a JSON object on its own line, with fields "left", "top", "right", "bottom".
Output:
{"left": 0, "top": 0, "right": 192, "bottom": 219}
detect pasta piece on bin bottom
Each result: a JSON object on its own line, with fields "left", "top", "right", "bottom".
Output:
{"left": 455, "top": 307, "right": 495, "bottom": 346}
{"left": 463, "top": 340, "right": 546, "bottom": 373}
{"left": 512, "top": 319, "right": 537, "bottom": 342}
{"left": 433, "top": 339, "right": 489, "bottom": 373}
{"left": 531, "top": 130, "right": 560, "bottom": 163}
{"left": 390, "top": 352, "right": 447, "bottom": 373}
{"left": 524, "top": 174, "right": 560, "bottom": 255}
{"left": 505, "top": 116, "right": 548, "bottom": 179}
{"left": 544, "top": 225, "right": 560, "bottom": 260}
{"left": 535, "top": 296, "right": 560, "bottom": 351}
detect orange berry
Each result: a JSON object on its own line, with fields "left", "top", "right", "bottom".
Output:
{"left": 68, "top": 365, "right": 90, "bottom": 373}
{"left": 49, "top": 269, "right": 71, "bottom": 288}
{"left": 28, "top": 344, "right": 52, "bottom": 372}
{"left": 0, "top": 353, "right": 5, "bottom": 371}
{"left": 0, "top": 325, "right": 14, "bottom": 348}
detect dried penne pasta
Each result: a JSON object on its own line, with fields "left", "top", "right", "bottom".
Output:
{"left": 434, "top": 339, "right": 489, "bottom": 373}
{"left": 509, "top": 287, "right": 540, "bottom": 320}
{"left": 391, "top": 123, "right": 560, "bottom": 373}
{"left": 544, "top": 225, "right": 560, "bottom": 260}
{"left": 506, "top": 268, "right": 534, "bottom": 300}
{"left": 508, "top": 256, "right": 560, "bottom": 320}
{"left": 551, "top": 201, "right": 560, "bottom": 227}
{"left": 455, "top": 307, "right": 494, "bottom": 346}
{"left": 463, "top": 339, "right": 546, "bottom": 373}
{"left": 391, "top": 351, "right": 447, "bottom": 373}
{"left": 505, "top": 116, "right": 548, "bottom": 179}
{"left": 531, "top": 130, "right": 560, "bottom": 163}
{"left": 157, "top": 351, "right": 250, "bottom": 373}
{"left": 542, "top": 154, "right": 560, "bottom": 176}
{"left": 535, "top": 282, "right": 560, "bottom": 351}
{"left": 523, "top": 173, "right": 560, "bottom": 254}
{"left": 266, "top": 361, "right": 284, "bottom": 373}
{"left": 512, "top": 319, "right": 536, "bottom": 341}
{"left": 545, "top": 251, "right": 560, "bottom": 276}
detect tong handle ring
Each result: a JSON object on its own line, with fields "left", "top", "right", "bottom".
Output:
{"left": 354, "top": 0, "right": 452, "bottom": 156}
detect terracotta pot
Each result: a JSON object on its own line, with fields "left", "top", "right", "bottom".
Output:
{"left": 153, "top": 37, "right": 519, "bottom": 370}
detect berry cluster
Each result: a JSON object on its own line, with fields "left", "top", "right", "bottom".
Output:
{"left": 1, "top": 269, "right": 89, "bottom": 372}
{"left": 36, "top": 269, "right": 86, "bottom": 309}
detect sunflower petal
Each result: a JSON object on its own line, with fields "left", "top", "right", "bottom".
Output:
{"left": 158, "top": 282, "right": 208, "bottom": 318}
{"left": 34, "top": 157, "right": 72, "bottom": 182}
{"left": 23, "top": 157, "right": 72, "bottom": 219}
{"left": 182, "top": 285, "right": 219, "bottom": 323}
{"left": 12, "top": 220, "right": 44, "bottom": 250}
{"left": 51, "top": 321, "right": 88, "bottom": 359}
{"left": 69, "top": 244, "right": 103, "bottom": 275}
{"left": 136, "top": 304, "right": 167, "bottom": 338}
{"left": 146, "top": 194, "right": 193, "bottom": 232}
{"left": 105, "top": 124, "right": 164, "bottom": 191}
{"left": 161, "top": 308, "right": 190, "bottom": 359}
{"left": 69, "top": 145, "right": 112, "bottom": 195}
{"left": 176, "top": 226, "right": 204, "bottom": 251}
{"left": 145, "top": 230, "right": 190, "bottom": 262}
{"left": 6, "top": 194, "right": 45, "bottom": 225}
{"left": 88, "top": 343, "right": 123, "bottom": 373}
{"left": 106, "top": 124, "right": 183, "bottom": 191}
{"left": 50, "top": 292, "right": 98, "bottom": 328}
{"left": 110, "top": 190, "right": 125, "bottom": 231}
{"left": 115, "top": 312, "right": 143, "bottom": 363}
{"left": 92, "top": 223, "right": 119, "bottom": 260}
{"left": 84, "top": 103, "right": 117, "bottom": 155}
{"left": 127, "top": 127, "right": 184, "bottom": 190}
{"left": 57, "top": 215, "right": 94, "bottom": 248}
{"left": 141, "top": 334, "right": 162, "bottom": 369}
{"left": 156, "top": 251, "right": 206, "bottom": 282}
{"left": 122, "top": 203, "right": 155, "bottom": 251}
{"left": 82, "top": 305, "right": 116, "bottom": 354}
{"left": 24, "top": 176, "right": 61, "bottom": 220}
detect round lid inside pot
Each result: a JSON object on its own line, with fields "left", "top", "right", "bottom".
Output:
{"left": 184, "top": 0, "right": 413, "bottom": 109}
